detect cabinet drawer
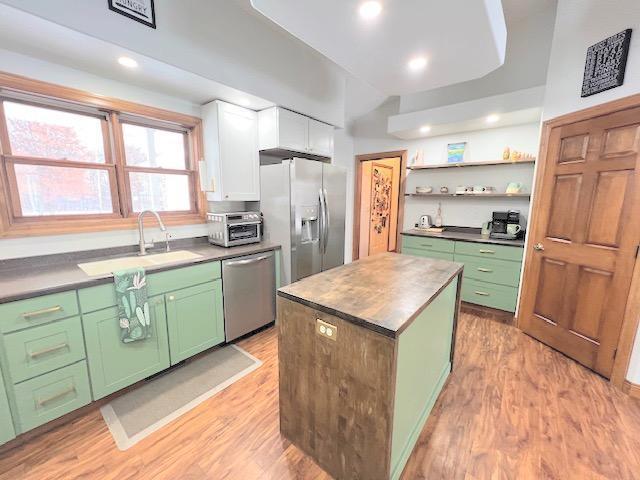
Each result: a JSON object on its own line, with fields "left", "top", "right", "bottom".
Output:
{"left": 13, "top": 361, "right": 91, "bottom": 433}
{"left": 454, "top": 241, "right": 523, "bottom": 262}
{"left": 3, "top": 316, "right": 86, "bottom": 384}
{"left": 401, "top": 236, "right": 454, "bottom": 253}
{"left": 0, "top": 291, "right": 79, "bottom": 334}
{"left": 78, "top": 261, "right": 222, "bottom": 312}
{"left": 461, "top": 278, "right": 518, "bottom": 312}
{"left": 83, "top": 296, "right": 170, "bottom": 399}
{"left": 402, "top": 247, "right": 454, "bottom": 262}
{"left": 454, "top": 253, "right": 522, "bottom": 288}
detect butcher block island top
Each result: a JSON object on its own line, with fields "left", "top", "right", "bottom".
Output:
{"left": 277, "top": 252, "right": 463, "bottom": 480}
{"left": 277, "top": 252, "right": 463, "bottom": 338}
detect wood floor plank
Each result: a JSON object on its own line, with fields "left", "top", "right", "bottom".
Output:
{"left": 1, "top": 314, "right": 639, "bottom": 479}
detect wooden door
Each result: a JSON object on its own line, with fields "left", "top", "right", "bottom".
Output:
{"left": 519, "top": 106, "right": 640, "bottom": 378}
{"left": 358, "top": 157, "right": 401, "bottom": 258}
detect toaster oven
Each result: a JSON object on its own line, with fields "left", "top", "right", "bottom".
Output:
{"left": 207, "top": 212, "right": 261, "bottom": 247}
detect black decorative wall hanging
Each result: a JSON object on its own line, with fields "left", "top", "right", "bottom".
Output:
{"left": 581, "top": 29, "right": 632, "bottom": 97}
{"left": 108, "top": 0, "right": 156, "bottom": 29}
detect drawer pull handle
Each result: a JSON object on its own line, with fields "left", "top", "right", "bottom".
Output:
{"left": 474, "top": 291, "right": 491, "bottom": 296}
{"left": 420, "top": 244, "right": 433, "bottom": 247}
{"left": 478, "top": 249, "right": 495, "bottom": 254}
{"left": 36, "top": 385, "right": 76, "bottom": 408}
{"left": 28, "top": 343, "right": 69, "bottom": 359}
{"left": 477, "top": 267, "right": 493, "bottom": 273}
{"left": 22, "top": 305, "right": 63, "bottom": 319}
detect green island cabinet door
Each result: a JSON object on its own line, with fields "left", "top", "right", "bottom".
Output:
{"left": 82, "top": 295, "right": 171, "bottom": 400}
{"left": 166, "top": 280, "right": 224, "bottom": 365}
{"left": 0, "top": 369, "right": 16, "bottom": 445}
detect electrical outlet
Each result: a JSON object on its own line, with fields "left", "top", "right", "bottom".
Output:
{"left": 316, "top": 319, "right": 337, "bottom": 341}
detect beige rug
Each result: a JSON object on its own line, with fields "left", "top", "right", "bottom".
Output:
{"left": 101, "top": 344, "right": 261, "bottom": 450}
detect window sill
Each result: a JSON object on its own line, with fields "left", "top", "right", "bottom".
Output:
{"left": 0, "top": 213, "right": 206, "bottom": 238}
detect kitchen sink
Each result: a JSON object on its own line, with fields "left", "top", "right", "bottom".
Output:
{"left": 78, "top": 250, "right": 203, "bottom": 276}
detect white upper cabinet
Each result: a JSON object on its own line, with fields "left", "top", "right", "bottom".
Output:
{"left": 258, "top": 107, "right": 334, "bottom": 158}
{"left": 201, "top": 100, "right": 260, "bottom": 201}
{"left": 308, "top": 119, "right": 334, "bottom": 158}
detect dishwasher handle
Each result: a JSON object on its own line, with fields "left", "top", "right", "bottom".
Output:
{"left": 225, "top": 253, "right": 272, "bottom": 267}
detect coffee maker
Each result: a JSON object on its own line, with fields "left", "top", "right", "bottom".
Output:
{"left": 490, "top": 210, "right": 525, "bottom": 240}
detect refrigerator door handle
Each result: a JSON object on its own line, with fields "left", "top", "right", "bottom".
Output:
{"left": 323, "top": 188, "right": 330, "bottom": 254}
{"left": 318, "top": 188, "right": 326, "bottom": 253}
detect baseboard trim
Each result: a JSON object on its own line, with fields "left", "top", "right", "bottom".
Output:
{"left": 461, "top": 302, "right": 515, "bottom": 325}
{"left": 623, "top": 380, "right": 640, "bottom": 400}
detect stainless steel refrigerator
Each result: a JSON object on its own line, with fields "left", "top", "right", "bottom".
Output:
{"left": 260, "top": 158, "right": 346, "bottom": 285}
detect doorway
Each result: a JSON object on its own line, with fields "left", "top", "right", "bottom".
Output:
{"left": 353, "top": 151, "right": 407, "bottom": 260}
{"left": 518, "top": 96, "right": 640, "bottom": 382}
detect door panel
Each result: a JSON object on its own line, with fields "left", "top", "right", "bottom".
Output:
{"left": 368, "top": 163, "right": 393, "bottom": 255}
{"left": 83, "top": 297, "right": 170, "bottom": 399}
{"left": 321, "top": 163, "right": 346, "bottom": 271}
{"left": 357, "top": 157, "right": 401, "bottom": 258}
{"left": 520, "top": 106, "right": 640, "bottom": 378}
{"left": 547, "top": 174, "right": 582, "bottom": 240}
{"left": 166, "top": 280, "right": 224, "bottom": 365}
{"left": 0, "top": 369, "right": 15, "bottom": 445}
{"left": 291, "top": 159, "right": 323, "bottom": 281}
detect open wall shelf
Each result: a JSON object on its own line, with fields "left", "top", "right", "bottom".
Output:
{"left": 407, "top": 159, "right": 536, "bottom": 170}
{"left": 406, "top": 193, "right": 531, "bottom": 199}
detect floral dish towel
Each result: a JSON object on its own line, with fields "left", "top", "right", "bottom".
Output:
{"left": 114, "top": 267, "right": 151, "bottom": 343}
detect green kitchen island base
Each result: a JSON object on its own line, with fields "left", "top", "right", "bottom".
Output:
{"left": 278, "top": 253, "right": 462, "bottom": 480}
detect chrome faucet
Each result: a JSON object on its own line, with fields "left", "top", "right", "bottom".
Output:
{"left": 137, "top": 210, "right": 170, "bottom": 256}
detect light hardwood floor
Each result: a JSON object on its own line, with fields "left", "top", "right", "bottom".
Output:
{"left": 1, "top": 313, "right": 640, "bottom": 479}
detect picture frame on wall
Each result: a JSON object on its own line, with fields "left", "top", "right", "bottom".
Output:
{"left": 581, "top": 28, "right": 632, "bottom": 97}
{"left": 108, "top": 0, "right": 156, "bottom": 29}
{"left": 447, "top": 142, "right": 466, "bottom": 164}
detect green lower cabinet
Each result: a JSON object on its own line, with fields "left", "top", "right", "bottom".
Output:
{"left": 0, "top": 369, "right": 15, "bottom": 445}
{"left": 401, "top": 247, "right": 454, "bottom": 262}
{"left": 82, "top": 296, "right": 170, "bottom": 400}
{"left": 3, "top": 316, "right": 86, "bottom": 384}
{"left": 13, "top": 361, "right": 91, "bottom": 433}
{"left": 166, "top": 280, "right": 224, "bottom": 365}
{"left": 460, "top": 278, "right": 518, "bottom": 312}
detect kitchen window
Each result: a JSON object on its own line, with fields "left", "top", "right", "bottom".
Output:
{"left": 0, "top": 73, "right": 205, "bottom": 237}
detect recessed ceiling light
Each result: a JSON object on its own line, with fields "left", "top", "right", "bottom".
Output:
{"left": 238, "top": 98, "right": 251, "bottom": 107}
{"left": 118, "top": 56, "right": 138, "bottom": 69}
{"left": 359, "top": 1, "right": 382, "bottom": 20}
{"left": 419, "top": 125, "right": 431, "bottom": 134}
{"left": 408, "top": 56, "right": 428, "bottom": 72}
{"left": 486, "top": 114, "right": 500, "bottom": 123}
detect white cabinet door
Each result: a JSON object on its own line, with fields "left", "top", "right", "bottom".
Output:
{"left": 277, "top": 108, "right": 309, "bottom": 153}
{"left": 202, "top": 101, "right": 260, "bottom": 201}
{"left": 308, "top": 119, "right": 334, "bottom": 157}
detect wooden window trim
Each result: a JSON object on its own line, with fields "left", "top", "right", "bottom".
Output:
{"left": 0, "top": 71, "right": 206, "bottom": 238}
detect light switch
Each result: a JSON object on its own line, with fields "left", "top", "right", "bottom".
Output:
{"left": 316, "top": 319, "right": 337, "bottom": 341}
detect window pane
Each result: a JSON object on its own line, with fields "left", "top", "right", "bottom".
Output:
{"left": 122, "top": 124, "right": 186, "bottom": 169}
{"left": 129, "top": 172, "right": 191, "bottom": 212}
{"left": 4, "top": 102, "right": 105, "bottom": 163}
{"left": 14, "top": 164, "right": 113, "bottom": 216}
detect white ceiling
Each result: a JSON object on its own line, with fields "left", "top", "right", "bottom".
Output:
{"left": 250, "top": 0, "right": 507, "bottom": 96}
{"left": 0, "top": 4, "right": 274, "bottom": 112}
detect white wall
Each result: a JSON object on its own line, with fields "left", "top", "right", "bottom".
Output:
{"left": 352, "top": 121, "right": 540, "bottom": 229}
{"left": 331, "top": 128, "right": 355, "bottom": 263}
{"left": 542, "top": 0, "right": 640, "bottom": 120}
{"left": 0, "top": 0, "right": 347, "bottom": 127}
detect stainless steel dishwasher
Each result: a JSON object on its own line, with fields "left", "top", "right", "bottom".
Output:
{"left": 222, "top": 251, "right": 277, "bottom": 342}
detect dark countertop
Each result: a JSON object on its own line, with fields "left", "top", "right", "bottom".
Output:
{"left": 402, "top": 226, "right": 525, "bottom": 247}
{"left": 277, "top": 252, "right": 463, "bottom": 339}
{"left": 0, "top": 238, "right": 280, "bottom": 304}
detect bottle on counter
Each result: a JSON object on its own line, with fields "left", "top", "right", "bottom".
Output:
{"left": 434, "top": 202, "right": 443, "bottom": 227}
